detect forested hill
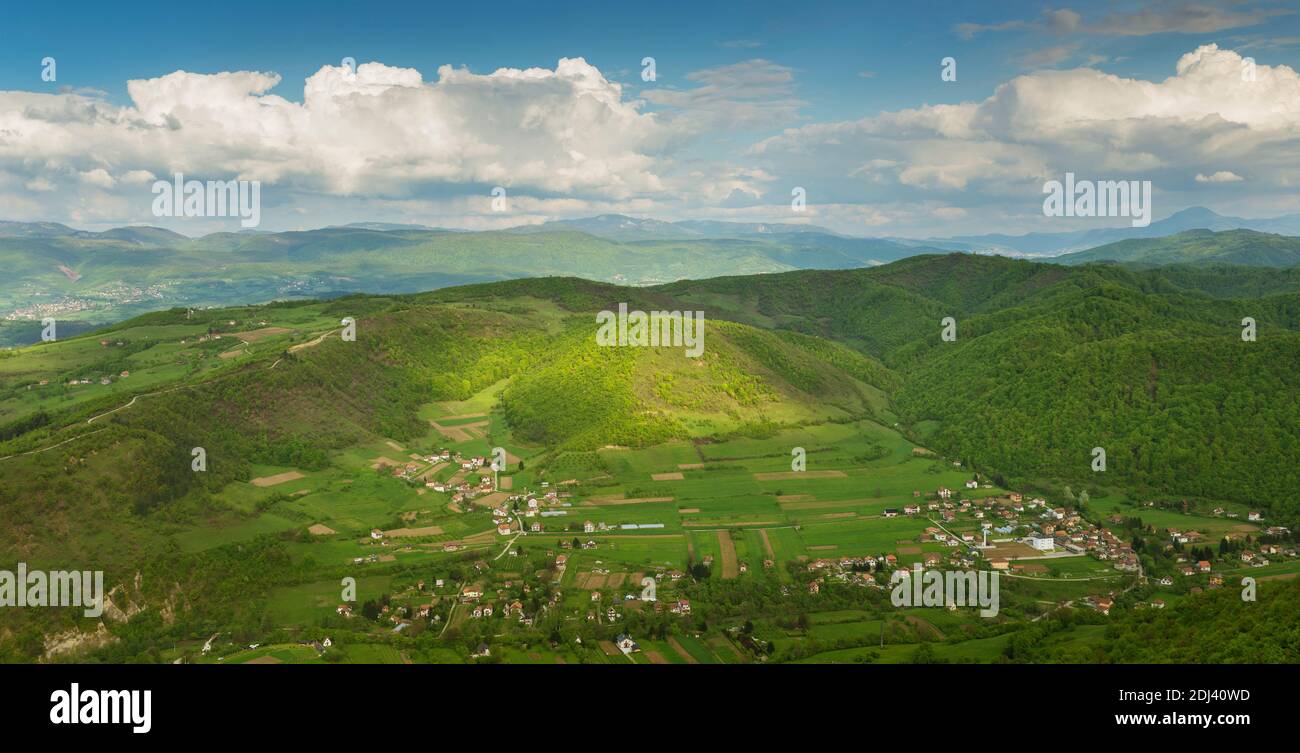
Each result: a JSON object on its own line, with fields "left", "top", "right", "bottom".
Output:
{"left": 1056, "top": 229, "right": 1300, "bottom": 268}
{"left": 657, "top": 255, "right": 1300, "bottom": 519}
{"left": 1008, "top": 576, "right": 1300, "bottom": 663}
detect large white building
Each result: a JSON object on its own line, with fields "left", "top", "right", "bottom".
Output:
{"left": 1026, "top": 534, "right": 1055, "bottom": 552}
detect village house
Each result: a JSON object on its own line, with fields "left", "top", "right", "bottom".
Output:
{"left": 615, "top": 633, "right": 640, "bottom": 654}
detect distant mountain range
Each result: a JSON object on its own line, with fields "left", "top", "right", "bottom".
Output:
{"left": 509, "top": 213, "right": 845, "bottom": 241}
{"left": 6, "top": 209, "right": 1300, "bottom": 347}
{"left": 930, "top": 207, "right": 1300, "bottom": 256}
{"left": 0, "top": 220, "right": 947, "bottom": 346}
{"left": 509, "top": 207, "right": 1300, "bottom": 259}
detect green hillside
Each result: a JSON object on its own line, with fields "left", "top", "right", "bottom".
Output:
{"left": 1, "top": 256, "right": 1297, "bottom": 664}
{"left": 1057, "top": 228, "right": 1300, "bottom": 267}
{"left": 657, "top": 255, "right": 1300, "bottom": 515}
{"left": 1010, "top": 577, "right": 1300, "bottom": 663}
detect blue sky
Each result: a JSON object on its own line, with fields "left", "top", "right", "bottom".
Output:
{"left": 5, "top": 1, "right": 1245, "bottom": 114}
{"left": 3, "top": 0, "right": 1299, "bottom": 236}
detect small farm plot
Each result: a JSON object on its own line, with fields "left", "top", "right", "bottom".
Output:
{"left": 797, "top": 516, "right": 930, "bottom": 557}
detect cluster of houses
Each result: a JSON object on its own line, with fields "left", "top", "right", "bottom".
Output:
{"left": 1158, "top": 523, "right": 1295, "bottom": 574}
{"left": 490, "top": 489, "right": 567, "bottom": 531}
{"left": 61, "top": 370, "right": 130, "bottom": 388}
{"left": 799, "top": 484, "right": 1155, "bottom": 597}
{"left": 455, "top": 567, "right": 567, "bottom": 629}
{"left": 488, "top": 489, "right": 664, "bottom": 538}
{"left": 1021, "top": 509, "right": 1137, "bottom": 571}
{"left": 1237, "top": 543, "right": 1297, "bottom": 568}
{"left": 903, "top": 488, "right": 1138, "bottom": 570}
{"left": 390, "top": 449, "right": 500, "bottom": 495}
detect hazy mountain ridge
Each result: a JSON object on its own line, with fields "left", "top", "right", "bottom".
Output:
{"left": 1056, "top": 229, "right": 1300, "bottom": 267}
{"left": 6, "top": 211, "right": 1300, "bottom": 348}
{"left": 935, "top": 207, "right": 1300, "bottom": 256}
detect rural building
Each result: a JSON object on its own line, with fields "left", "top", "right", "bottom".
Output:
{"left": 1026, "top": 534, "right": 1055, "bottom": 551}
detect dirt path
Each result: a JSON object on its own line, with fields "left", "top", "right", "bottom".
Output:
{"left": 759, "top": 529, "right": 775, "bottom": 559}
{"left": 495, "top": 532, "right": 522, "bottom": 560}
{"left": 0, "top": 427, "right": 107, "bottom": 461}
{"left": 288, "top": 329, "right": 337, "bottom": 353}
{"left": 86, "top": 381, "right": 191, "bottom": 424}
{"left": 718, "top": 531, "right": 740, "bottom": 578}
